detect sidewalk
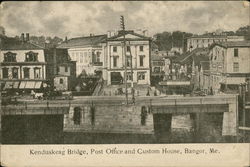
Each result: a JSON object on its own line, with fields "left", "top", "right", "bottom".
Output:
{"left": 100, "top": 84, "right": 164, "bottom": 97}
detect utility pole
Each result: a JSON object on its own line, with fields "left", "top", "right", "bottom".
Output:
{"left": 182, "top": 32, "right": 185, "bottom": 52}
{"left": 171, "top": 33, "right": 174, "bottom": 49}
{"left": 128, "top": 41, "right": 135, "bottom": 104}
{"left": 120, "top": 15, "right": 128, "bottom": 104}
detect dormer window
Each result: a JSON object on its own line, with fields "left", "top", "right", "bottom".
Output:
{"left": 25, "top": 51, "right": 38, "bottom": 62}
{"left": 4, "top": 52, "right": 17, "bottom": 62}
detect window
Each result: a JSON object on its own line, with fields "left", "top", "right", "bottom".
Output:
{"left": 12, "top": 68, "right": 18, "bottom": 79}
{"left": 154, "top": 67, "right": 160, "bottom": 73}
{"left": 23, "top": 68, "right": 30, "bottom": 79}
{"left": 139, "top": 55, "right": 144, "bottom": 67}
{"left": 127, "top": 72, "right": 132, "bottom": 81}
{"left": 233, "top": 62, "right": 239, "bottom": 72}
{"left": 2, "top": 68, "right": 8, "bottom": 79}
{"left": 127, "top": 46, "right": 130, "bottom": 52}
{"left": 65, "top": 66, "right": 68, "bottom": 72}
{"left": 25, "top": 51, "right": 38, "bottom": 62}
{"left": 113, "top": 46, "right": 117, "bottom": 52}
{"left": 60, "top": 78, "right": 64, "bottom": 84}
{"left": 84, "top": 52, "right": 88, "bottom": 63}
{"left": 234, "top": 48, "right": 238, "bottom": 57}
{"left": 140, "top": 46, "right": 144, "bottom": 52}
{"left": 76, "top": 52, "right": 79, "bottom": 62}
{"left": 92, "top": 51, "right": 101, "bottom": 63}
{"left": 113, "top": 56, "right": 118, "bottom": 67}
{"left": 126, "top": 56, "right": 131, "bottom": 67}
{"left": 4, "top": 52, "right": 17, "bottom": 62}
{"left": 34, "top": 68, "right": 41, "bottom": 79}
{"left": 138, "top": 72, "right": 145, "bottom": 80}
{"left": 80, "top": 53, "right": 83, "bottom": 63}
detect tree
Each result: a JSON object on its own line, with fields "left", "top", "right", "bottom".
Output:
{"left": 153, "top": 31, "right": 193, "bottom": 51}
{"left": 0, "top": 26, "right": 6, "bottom": 36}
{"left": 235, "top": 25, "right": 250, "bottom": 40}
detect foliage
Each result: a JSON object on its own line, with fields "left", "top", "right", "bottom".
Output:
{"left": 153, "top": 31, "right": 193, "bottom": 51}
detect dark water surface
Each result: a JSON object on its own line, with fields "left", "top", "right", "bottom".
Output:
{"left": 1, "top": 113, "right": 238, "bottom": 144}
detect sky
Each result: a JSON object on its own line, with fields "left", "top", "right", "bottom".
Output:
{"left": 0, "top": 1, "right": 249, "bottom": 38}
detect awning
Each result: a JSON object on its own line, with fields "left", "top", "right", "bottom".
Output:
{"left": 34, "top": 81, "right": 42, "bottom": 89}
{"left": 13, "top": 81, "right": 20, "bottom": 89}
{"left": 19, "top": 81, "right": 27, "bottom": 89}
{"left": 25, "top": 81, "right": 36, "bottom": 89}
{"left": 4, "top": 82, "right": 14, "bottom": 89}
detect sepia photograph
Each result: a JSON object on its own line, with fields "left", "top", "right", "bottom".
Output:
{"left": 0, "top": 0, "right": 249, "bottom": 147}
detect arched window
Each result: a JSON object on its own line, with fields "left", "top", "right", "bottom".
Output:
{"left": 141, "top": 106, "right": 147, "bottom": 126}
{"left": 12, "top": 67, "right": 19, "bottom": 79}
{"left": 25, "top": 51, "right": 38, "bottom": 62}
{"left": 73, "top": 107, "right": 81, "bottom": 125}
{"left": 4, "top": 52, "right": 17, "bottom": 62}
{"left": 60, "top": 78, "right": 63, "bottom": 84}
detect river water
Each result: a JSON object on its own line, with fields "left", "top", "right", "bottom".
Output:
{"left": 1, "top": 112, "right": 237, "bottom": 144}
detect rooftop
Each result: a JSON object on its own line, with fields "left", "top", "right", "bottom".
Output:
{"left": 0, "top": 35, "right": 44, "bottom": 50}
{"left": 213, "top": 40, "right": 250, "bottom": 48}
{"left": 107, "top": 30, "right": 151, "bottom": 41}
{"left": 173, "top": 48, "right": 209, "bottom": 64}
{"left": 188, "top": 34, "right": 227, "bottom": 39}
{"left": 57, "top": 34, "right": 107, "bottom": 48}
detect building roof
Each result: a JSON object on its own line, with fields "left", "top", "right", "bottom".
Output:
{"left": 0, "top": 36, "right": 44, "bottom": 50}
{"left": 213, "top": 41, "right": 250, "bottom": 48}
{"left": 173, "top": 48, "right": 209, "bottom": 64}
{"left": 57, "top": 34, "right": 107, "bottom": 48}
{"left": 187, "top": 34, "right": 227, "bottom": 39}
{"left": 107, "top": 30, "right": 151, "bottom": 41}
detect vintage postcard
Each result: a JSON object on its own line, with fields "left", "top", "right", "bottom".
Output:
{"left": 0, "top": 1, "right": 250, "bottom": 167}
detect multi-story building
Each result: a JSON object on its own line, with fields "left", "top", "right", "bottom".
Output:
{"left": 57, "top": 34, "right": 107, "bottom": 76}
{"left": 102, "top": 30, "right": 151, "bottom": 85}
{"left": 186, "top": 35, "right": 245, "bottom": 52}
{"left": 0, "top": 33, "right": 46, "bottom": 92}
{"left": 209, "top": 41, "right": 250, "bottom": 93}
{"left": 44, "top": 48, "right": 76, "bottom": 91}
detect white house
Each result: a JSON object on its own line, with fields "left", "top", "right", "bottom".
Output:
{"left": 209, "top": 41, "right": 250, "bottom": 93}
{"left": 57, "top": 35, "right": 107, "bottom": 76}
{"left": 0, "top": 33, "right": 46, "bottom": 92}
{"left": 102, "top": 30, "right": 151, "bottom": 85}
{"left": 187, "top": 35, "right": 245, "bottom": 52}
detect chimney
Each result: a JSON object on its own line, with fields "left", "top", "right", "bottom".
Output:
{"left": 107, "top": 31, "right": 111, "bottom": 38}
{"left": 21, "top": 33, "right": 25, "bottom": 43}
{"left": 65, "top": 36, "right": 68, "bottom": 43}
{"left": 26, "top": 33, "right": 29, "bottom": 42}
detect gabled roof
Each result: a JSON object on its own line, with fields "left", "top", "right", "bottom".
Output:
{"left": 212, "top": 41, "right": 250, "bottom": 48}
{"left": 107, "top": 30, "right": 151, "bottom": 41}
{"left": 0, "top": 36, "right": 44, "bottom": 50}
{"left": 57, "top": 34, "right": 107, "bottom": 48}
